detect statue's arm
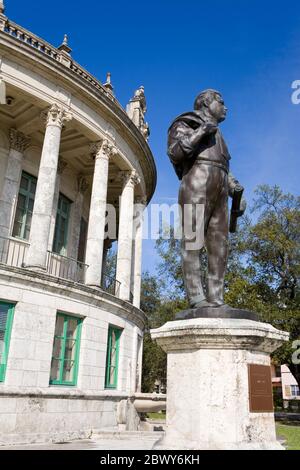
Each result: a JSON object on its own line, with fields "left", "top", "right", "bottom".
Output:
{"left": 168, "top": 121, "right": 216, "bottom": 164}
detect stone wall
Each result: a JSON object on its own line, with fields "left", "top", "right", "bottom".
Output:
{"left": 0, "top": 266, "right": 144, "bottom": 444}
{"left": 0, "top": 392, "right": 120, "bottom": 445}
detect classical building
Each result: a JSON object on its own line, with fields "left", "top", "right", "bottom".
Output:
{"left": 0, "top": 1, "right": 156, "bottom": 445}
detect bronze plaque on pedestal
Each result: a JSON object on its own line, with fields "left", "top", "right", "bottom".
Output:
{"left": 248, "top": 364, "right": 273, "bottom": 412}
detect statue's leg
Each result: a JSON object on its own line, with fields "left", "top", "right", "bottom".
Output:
{"left": 206, "top": 180, "right": 229, "bottom": 306}
{"left": 179, "top": 165, "right": 215, "bottom": 308}
{"left": 181, "top": 199, "right": 214, "bottom": 308}
{"left": 181, "top": 237, "right": 205, "bottom": 307}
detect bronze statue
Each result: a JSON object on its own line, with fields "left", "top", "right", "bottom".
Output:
{"left": 168, "top": 89, "right": 246, "bottom": 313}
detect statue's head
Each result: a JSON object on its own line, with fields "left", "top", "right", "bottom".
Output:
{"left": 194, "top": 89, "right": 227, "bottom": 123}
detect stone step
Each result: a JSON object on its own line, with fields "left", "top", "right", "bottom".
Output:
{"left": 92, "top": 430, "right": 165, "bottom": 441}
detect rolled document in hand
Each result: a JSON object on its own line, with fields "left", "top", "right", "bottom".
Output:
{"left": 229, "top": 184, "right": 244, "bottom": 233}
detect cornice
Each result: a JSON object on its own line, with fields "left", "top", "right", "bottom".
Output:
{"left": 0, "top": 27, "right": 157, "bottom": 202}
{"left": 0, "top": 264, "right": 147, "bottom": 330}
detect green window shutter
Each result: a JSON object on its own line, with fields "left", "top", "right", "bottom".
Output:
{"left": 50, "top": 313, "right": 82, "bottom": 386}
{"left": 52, "top": 193, "right": 71, "bottom": 256}
{"left": 12, "top": 172, "right": 37, "bottom": 241}
{"left": 105, "top": 325, "right": 122, "bottom": 389}
{"left": 0, "top": 302, "right": 15, "bottom": 382}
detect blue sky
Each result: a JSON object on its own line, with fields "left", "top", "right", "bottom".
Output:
{"left": 7, "top": 0, "right": 300, "bottom": 273}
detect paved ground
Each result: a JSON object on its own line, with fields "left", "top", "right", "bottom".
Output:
{"left": 0, "top": 434, "right": 163, "bottom": 451}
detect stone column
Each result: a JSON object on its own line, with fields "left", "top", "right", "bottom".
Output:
{"left": 69, "top": 175, "right": 88, "bottom": 260}
{"left": 131, "top": 196, "right": 146, "bottom": 308}
{"left": 85, "top": 140, "right": 116, "bottom": 287}
{"left": 0, "top": 129, "right": 30, "bottom": 238}
{"left": 116, "top": 170, "right": 140, "bottom": 301}
{"left": 136, "top": 333, "right": 143, "bottom": 393}
{"left": 47, "top": 156, "right": 68, "bottom": 251}
{"left": 25, "top": 104, "right": 72, "bottom": 270}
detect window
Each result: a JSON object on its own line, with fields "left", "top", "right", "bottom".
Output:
{"left": 105, "top": 325, "right": 122, "bottom": 389}
{"left": 50, "top": 313, "right": 82, "bottom": 386}
{"left": 53, "top": 194, "right": 71, "bottom": 255}
{"left": 291, "top": 385, "right": 300, "bottom": 397}
{"left": 285, "top": 385, "right": 291, "bottom": 397}
{"left": 12, "top": 172, "right": 37, "bottom": 240}
{"left": 0, "top": 302, "right": 14, "bottom": 382}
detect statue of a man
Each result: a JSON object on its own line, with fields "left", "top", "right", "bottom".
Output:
{"left": 167, "top": 89, "right": 246, "bottom": 309}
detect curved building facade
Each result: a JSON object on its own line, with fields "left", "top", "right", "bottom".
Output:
{"left": 0, "top": 2, "right": 156, "bottom": 444}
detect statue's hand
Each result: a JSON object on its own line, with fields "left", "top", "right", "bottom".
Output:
{"left": 202, "top": 122, "right": 218, "bottom": 135}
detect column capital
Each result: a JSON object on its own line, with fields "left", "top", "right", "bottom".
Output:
{"left": 41, "top": 103, "right": 72, "bottom": 128}
{"left": 119, "top": 169, "right": 141, "bottom": 188}
{"left": 57, "top": 156, "right": 68, "bottom": 175}
{"left": 0, "top": 2, "right": 6, "bottom": 32}
{"left": 135, "top": 195, "right": 147, "bottom": 205}
{"left": 77, "top": 175, "right": 89, "bottom": 194}
{"left": 9, "top": 128, "right": 30, "bottom": 153}
{"left": 90, "top": 139, "right": 116, "bottom": 160}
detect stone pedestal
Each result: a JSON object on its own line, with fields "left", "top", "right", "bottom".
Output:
{"left": 151, "top": 318, "right": 289, "bottom": 450}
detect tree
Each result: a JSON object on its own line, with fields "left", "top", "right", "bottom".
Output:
{"left": 140, "top": 271, "right": 164, "bottom": 393}
{"left": 230, "top": 185, "right": 300, "bottom": 387}
{"left": 140, "top": 271, "right": 162, "bottom": 324}
{"left": 103, "top": 246, "right": 117, "bottom": 280}
{"left": 155, "top": 226, "right": 184, "bottom": 298}
{"left": 141, "top": 270, "right": 188, "bottom": 392}
{"left": 245, "top": 185, "right": 300, "bottom": 302}
{"left": 244, "top": 185, "right": 300, "bottom": 387}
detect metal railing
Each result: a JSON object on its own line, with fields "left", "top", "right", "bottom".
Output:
{"left": 46, "top": 251, "right": 88, "bottom": 283}
{"left": 0, "top": 237, "right": 123, "bottom": 298}
{"left": 0, "top": 236, "right": 28, "bottom": 268}
{"left": 101, "top": 273, "right": 121, "bottom": 297}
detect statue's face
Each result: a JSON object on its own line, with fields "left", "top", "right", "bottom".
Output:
{"left": 207, "top": 94, "right": 227, "bottom": 123}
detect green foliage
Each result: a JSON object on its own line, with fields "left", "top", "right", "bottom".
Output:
{"left": 140, "top": 271, "right": 162, "bottom": 325}
{"left": 142, "top": 332, "right": 166, "bottom": 393}
{"left": 141, "top": 270, "right": 188, "bottom": 392}
{"left": 155, "top": 226, "right": 185, "bottom": 297}
{"left": 104, "top": 247, "right": 117, "bottom": 280}
{"left": 233, "top": 185, "right": 300, "bottom": 387}
{"left": 247, "top": 185, "right": 300, "bottom": 301}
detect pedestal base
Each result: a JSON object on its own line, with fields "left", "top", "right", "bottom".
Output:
{"left": 151, "top": 318, "right": 289, "bottom": 450}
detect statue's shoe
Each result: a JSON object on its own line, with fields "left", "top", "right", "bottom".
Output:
{"left": 191, "top": 299, "right": 218, "bottom": 309}
{"left": 207, "top": 301, "right": 230, "bottom": 309}
{"left": 176, "top": 303, "right": 259, "bottom": 321}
